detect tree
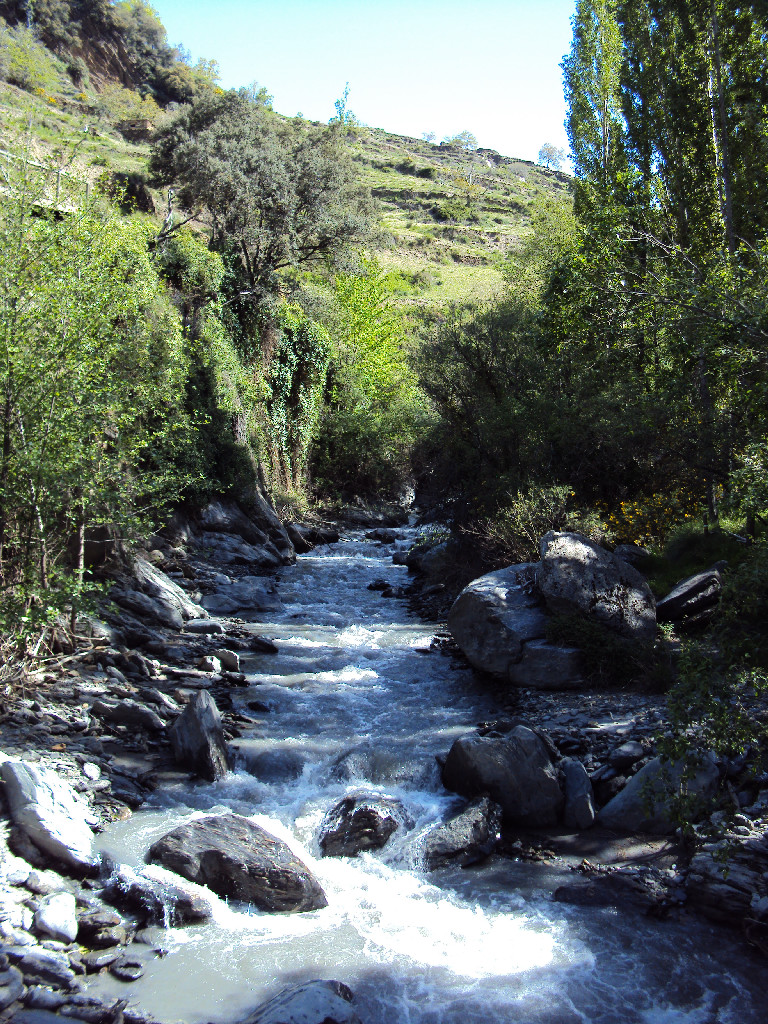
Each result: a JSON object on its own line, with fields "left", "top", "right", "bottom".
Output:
{"left": 149, "top": 88, "right": 372, "bottom": 300}
{"left": 538, "top": 143, "right": 566, "bottom": 170}
{"left": 443, "top": 130, "right": 478, "bottom": 151}
{"left": 422, "top": 131, "right": 436, "bottom": 143}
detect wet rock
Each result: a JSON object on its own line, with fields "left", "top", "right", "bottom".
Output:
{"left": 33, "top": 893, "right": 78, "bottom": 944}
{"left": 365, "top": 529, "right": 397, "bottom": 543}
{"left": 23, "top": 986, "right": 67, "bottom": 1010}
{"left": 243, "top": 748, "right": 305, "bottom": 782}
{"left": 12, "top": 1012, "right": 89, "bottom": 1024}
{"left": 90, "top": 699, "right": 165, "bottom": 733}
{"left": 285, "top": 523, "right": 313, "bottom": 554}
{"left": 656, "top": 569, "right": 722, "bottom": 624}
{"left": 8, "top": 948, "right": 76, "bottom": 989}
{"left": 442, "top": 726, "right": 564, "bottom": 826}
{"left": 169, "top": 691, "right": 230, "bottom": 782}
{"left": 299, "top": 525, "right": 340, "bottom": 546}
{"left": 146, "top": 813, "right": 327, "bottom": 913}
{"left": 201, "top": 577, "right": 283, "bottom": 616}
{"left": 0, "top": 759, "right": 99, "bottom": 871}
{"left": 241, "top": 980, "right": 361, "bottom": 1024}
{"left": 539, "top": 531, "right": 656, "bottom": 640}
{"left": 598, "top": 754, "right": 720, "bottom": 834}
{"left": 81, "top": 948, "right": 121, "bottom": 972}
{"left": 319, "top": 795, "right": 413, "bottom": 857}
{"left": 422, "top": 796, "right": 502, "bottom": 869}
{"left": 101, "top": 863, "right": 215, "bottom": 925}
{"left": 561, "top": 758, "right": 596, "bottom": 830}
{"left": 109, "top": 957, "right": 143, "bottom": 982}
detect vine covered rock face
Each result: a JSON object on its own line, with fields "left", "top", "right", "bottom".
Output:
{"left": 538, "top": 532, "right": 657, "bottom": 641}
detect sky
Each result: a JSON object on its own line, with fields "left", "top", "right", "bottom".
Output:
{"left": 149, "top": 0, "right": 577, "bottom": 164}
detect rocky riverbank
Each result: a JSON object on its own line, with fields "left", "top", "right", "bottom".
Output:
{"left": 0, "top": 506, "right": 767, "bottom": 1024}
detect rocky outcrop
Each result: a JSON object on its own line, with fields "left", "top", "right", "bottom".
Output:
{"left": 656, "top": 568, "right": 722, "bottom": 624}
{"left": 422, "top": 796, "right": 502, "bottom": 869}
{"left": 686, "top": 816, "right": 768, "bottom": 933}
{"left": 169, "top": 691, "right": 230, "bottom": 782}
{"left": 147, "top": 814, "right": 327, "bottom": 913}
{"left": 597, "top": 754, "right": 720, "bottom": 834}
{"left": 199, "top": 498, "right": 294, "bottom": 565}
{"left": 447, "top": 565, "right": 583, "bottom": 689}
{"left": 539, "top": 531, "right": 656, "bottom": 640}
{"left": 0, "top": 760, "right": 99, "bottom": 872}
{"left": 319, "top": 795, "right": 413, "bottom": 857}
{"left": 441, "top": 726, "right": 564, "bottom": 826}
{"left": 241, "top": 980, "right": 361, "bottom": 1024}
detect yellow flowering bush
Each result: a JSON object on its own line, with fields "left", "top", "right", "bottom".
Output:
{"left": 601, "top": 489, "right": 700, "bottom": 547}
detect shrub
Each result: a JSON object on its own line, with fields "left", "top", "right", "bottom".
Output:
{"left": 0, "top": 23, "right": 60, "bottom": 94}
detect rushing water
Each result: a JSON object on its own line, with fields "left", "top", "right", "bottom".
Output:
{"left": 95, "top": 529, "right": 768, "bottom": 1024}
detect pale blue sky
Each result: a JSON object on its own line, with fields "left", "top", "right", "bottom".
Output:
{"left": 151, "top": 0, "right": 576, "bottom": 163}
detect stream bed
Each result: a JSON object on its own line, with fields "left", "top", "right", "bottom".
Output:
{"left": 93, "top": 529, "right": 768, "bottom": 1024}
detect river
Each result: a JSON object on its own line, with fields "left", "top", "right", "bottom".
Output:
{"left": 93, "top": 528, "right": 768, "bottom": 1024}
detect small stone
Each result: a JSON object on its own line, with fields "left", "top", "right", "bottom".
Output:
{"left": 23, "top": 986, "right": 66, "bottom": 1010}
{"left": 81, "top": 764, "right": 100, "bottom": 781}
{"left": 609, "top": 741, "right": 645, "bottom": 770}
{"left": 82, "top": 949, "right": 121, "bottom": 972}
{"left": 215, "top": 649, "right": 240, "bottom": 672}
{"left": 34, "top": 893, "right": 78, "bottom": 944}
{"left": 109, "top": 957, "right": 144, "bottom": 982}
{"left": 197, "top": 656, "right": 221, "bottom": 673}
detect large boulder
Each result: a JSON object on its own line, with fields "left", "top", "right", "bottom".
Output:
{"left": 422, "top": 796, "right": 502, "bottom": 869}
{"left": 319, "top": 795, "right": 413, "bottom": 857}
{"left": 448, "top": 564, "right": 583, "bottom": 690}
{"left": 597, "top": 754, "right": 720, "bottom": 834}
{"left": 441, "top": 726, "right": 564, "bottom": 826}
{"left": 201, "top": 576, "right": 283, "bottom": 616}
{"left": 131, "top": 556, "right": 206, "bottom": 621}
{"left": 90, "top": 698, "right": 166, "bottom": 733}
{"left": 109, "top": 586, "right": 184, "bottom": 631}
{"left": 241, "top": 980, "right": 361, "bottom": 1024}
{"left": 538, "top": 531, "right": 656, "bottom": 640}
{"left": 169, "top": 691, "right": 230, "bottom": 781}
{"left": 147, "top": 814, "right": 327, "bottom": 913}
{"left": 198, "top": 532, "right": 284, "bottom": 569}
{"left": 199, "top": 498, "right": 295, "bottom": 565}
{"left": 656, "top": 568, "right": 722, "bottom": 624}
{"left": 0, "top": 759, "right": 99, "bottom": 871}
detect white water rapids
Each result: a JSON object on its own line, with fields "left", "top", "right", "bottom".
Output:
{"left": 94, "top": 529, "right": 768, "bottom": 1023}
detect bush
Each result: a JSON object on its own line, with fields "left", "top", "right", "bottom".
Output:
{"left": 0, "top": 23, "right": 60, "bottom": 93}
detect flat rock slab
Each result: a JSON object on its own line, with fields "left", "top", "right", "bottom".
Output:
{"left": 539, "top": 531, "right": 656, "bottom": 640}
{"left": 147, "top": 814, "right": 327, "bottom": 913}
{"left": 1, "top": 759, "right": 99, "bottom": 871}
{"left": 598, "top": 755, "right": 719, "bottom": 834}
{"left": 242, "top": 980, "right": 361, "bottom": 1024}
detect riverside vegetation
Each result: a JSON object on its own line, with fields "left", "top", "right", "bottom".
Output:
{"left": 0, "top": 0, "right": 768, "bottom": 1017}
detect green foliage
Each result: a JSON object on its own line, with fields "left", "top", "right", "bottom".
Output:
{"left": 311, "top": 258, "right": 428, "bottom": 498}
{"left": 443, "top": 130, "right": 478, "bottom": 152}
{"left": 467, "top": 484, "right": 576, "bottom": 564}
{"left": 0, "top": 21, "right": 61, "bottom": 93}
{"left": 265, "top": 304, "right": 330, "bottom": 490}
{"left": 0, "top": 140, "right": 197, "bottom": 641}
{"left": 150, "top": 88, "right": 372, "bottom": 297}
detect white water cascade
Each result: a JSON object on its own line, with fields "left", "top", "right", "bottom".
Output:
{"left": 94, "top": 529, "right": 768, "bottom": 1024}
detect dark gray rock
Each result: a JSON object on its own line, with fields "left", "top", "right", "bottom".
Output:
{"left": 8, "top": 949, "right": 76, "bottom": 989}
{"left": 200, "top": 500, "right": 271, "bottom": 548}
{"left": 506, "top": 638, "right": 584, "bottom": 690}
{"left": 441, "top": 726, "right": 564, "bottom": 826}
{"left": 561, "top": 758, "right": 596, "bottom": 830}
{"left": 109, "top": 957, "right": 143, "bottom": 982}
{"left": 198, "top": 531, "right": 283, "bottom": 568}
{"left": 201, "top": 577, "right": 283, "bottom": 616}
{"left": 539, "top": 531, "right": 656, "bottom": 640}
{"left": 286, "top": 523, "right": 313, "bottom": 554}
{"left": 656, "top": 569, "right": 722, "bottom": 623}
{"left": 12, "top": 1012, "right": 88, "bottom": 1024}
{"left": 0, "top": 760, "right": 98, "bottom": 871}
{"left": 598, "top": 754, "right": 720, "bottom": 834}
{"left": 169, "top": 691, "right": 230, "bottom": 782}
{"left": 109, "top": 587, "right": 184, "bottom": 631}
{"left": 242, "top": 980, "right": 360, "bottom": 1024}
{"left": 0, "top": 965, "right": 24, "bottom": 1010}
{"left": 422, "top": 797, "right": 502, "bottom": 869}
{"left": 183, "top": 618, "right": 226, "bottom": 635}
{"left": 90, "top": 699, "right": 165, "bottom": 733}
{"left": 609, "top": 740, "right": 646, "bottom": 770}
{"left": 146, "top": 814, "right": 327, "bottom": 913}
{"left": 101, "top": 863, "right": 214, "bottom": 925}
{"left": 319, "top": 796, "right": 413, "bottom": 857}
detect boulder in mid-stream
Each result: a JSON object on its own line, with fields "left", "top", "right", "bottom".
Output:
{"left": 319, "top": 795, "right": 414, "bottom": 857}
{"left": 0, "top": 759, "right": 99, "bottom": 872}
{"left": 240, "top": 980, "right": 361, "bottom": 1024}
{"left": 538, "top": 531, "right": 656, "bottom": 640}
{"left": 441, "top": 726, "right": 564, "bottom": 826}
{"left": 422, "top": 796, "right": 502, "bottom": 869}
{"left": 169, "top": 690, "right": 230, "bottom": 781}
{"left": 146, "top": 814, "right": 328, "bottom": 913}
